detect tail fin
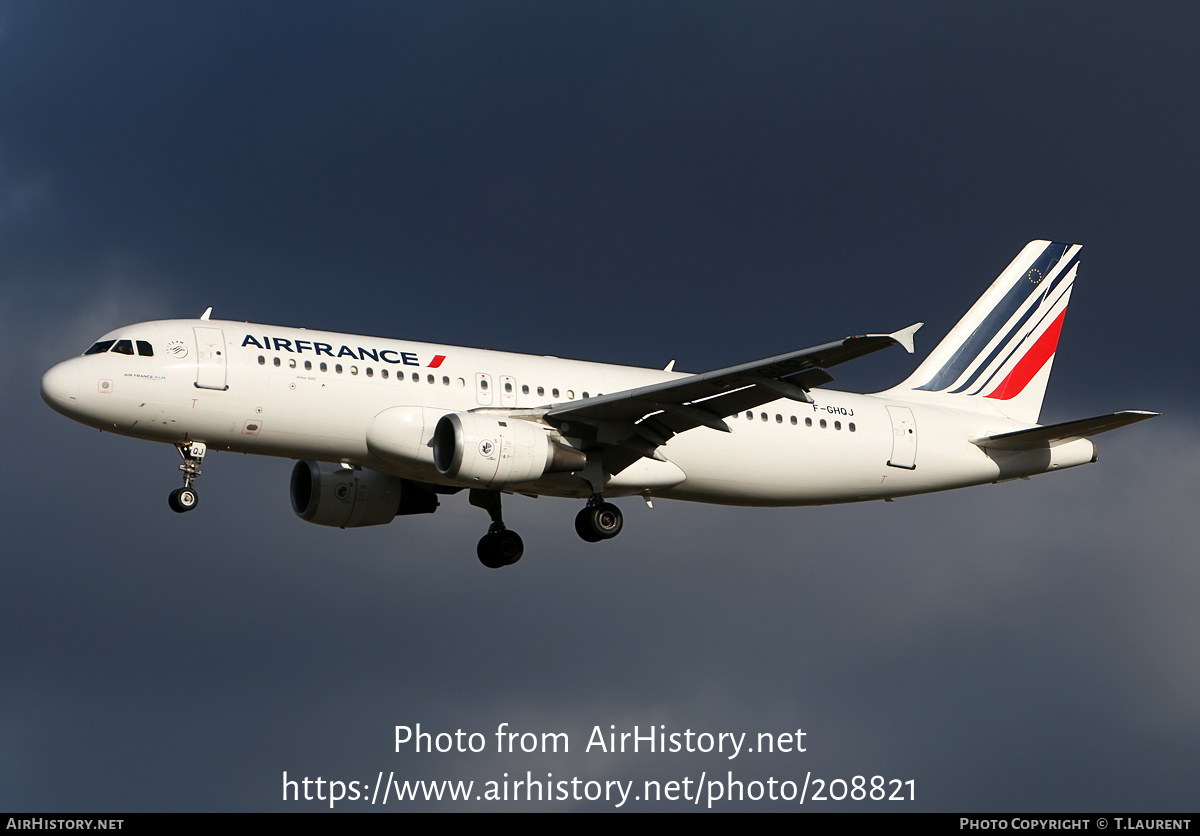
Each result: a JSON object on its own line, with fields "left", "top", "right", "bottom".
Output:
{"left": 886, "top": 240, "right": 1081, "bottom": 423}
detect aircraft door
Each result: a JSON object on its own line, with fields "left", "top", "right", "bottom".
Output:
{"left": 475, "top": 373, "right": 493, "bottom": 406}
{"left": 886, "top": 405, "right": 917, "bottom": 469}
{"left": 193, "top": 326, "right": 229, "bottom": 391}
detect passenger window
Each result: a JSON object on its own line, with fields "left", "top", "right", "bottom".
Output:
{"left": 112, "top": 339, "right": 134, "bottom": 355}
{"left": 411, "top": 373, "right": 419, "bottom": 382}
{"left": 366, "top": 367, "right": 374, "bottom": 378}
{"left": 776, "top": 414, "right": 782, "bottom": 423}
{"left": 336, "top": 364, "right": 343, "bottom": 374}
{"left": 84, "top": 340, "right": 116, "bottom": 355}
{"left": 567, "top": 390, "right": 575, "bottom": 399}
{"left": 304, "top": 360, "right": 312, "bottom": 371}
{"left": 136, "top": 340, "right": 154, "bottom": 357}
{"left": 790, "top": 416, "right": 797, "bottom": 425}
{"left": 504, "top": 381, "right": 513, "bottom": 393}
{"left": 582, "top": 391, "right": 589, "bottom": 398}
{"left": 288, "top": 358, "right": 296, "bottom": 369}
{"left": 522, "top": 385, "right": 529, "bottom": 395}
{"left": 746, "top": 411, "right": 753, "bottom": 420}
{"left": 427, "top": 374, "right": 435, "bottom": 384}
{"left": 537, "top": 386, "right": 545, "bottom": 396}
{"left": 834, "top": 421, "right": 841, "bottom": 430}
{"left": 849, "top": 423, "right": 856, "bottom": 432}
{"left": 258, "top": 355, "right": 265, "bottom": 366}
{"left": 820, "top": 419, "right": 827, "bottom": 429}
{"left": 552, "top": 388, "right": 560, "bottom": 398}
{"left": 805, "top": 417, "right": 813, "bottom": 427}
{"left": 480, "top": 379, "right": 488, "bottom": 390}
{"left": 274, "top": 357, "right": 282, "bottom": 368}
{"left": 442, "top": 376, "right": 450, "bottom": 386}
{"left": 381, "top": 368, "right": 388, "bottom": 379}
{"left": 350, "top": 366, "right": 359, "bottom": 375}
{"left": 760, "top": 413, "right": 767, "bottom": 422}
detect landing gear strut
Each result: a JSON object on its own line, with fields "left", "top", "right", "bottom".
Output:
{"left": 470, "top": 489, "right": 523, "bottom": 569}
{"left": 169, "top": 441, "right": 206, "bottom": 514}
{"left": 575, "top": 498, "right": 623, "bottom": 543}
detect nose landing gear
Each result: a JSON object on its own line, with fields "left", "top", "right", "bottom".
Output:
{"left": 169, "top": 441, "right": 206, "bottom": 514}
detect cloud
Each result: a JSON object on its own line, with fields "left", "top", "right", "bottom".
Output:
{"left": 0, "top": 252, "right": 173, "bottom": 392}
{"left": 3, "top": 2, "right": 1197, "bottom": 812}
{"left": 0, "top": 168, "right": 50, "bottom": 224}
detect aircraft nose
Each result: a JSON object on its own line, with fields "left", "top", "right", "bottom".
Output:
{"left": 41, "top": 361, "right": 80, "bottom": 413}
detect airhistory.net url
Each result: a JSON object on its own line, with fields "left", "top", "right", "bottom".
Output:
{"left": 282, "top": 770, "right": 916, "bottom": 809}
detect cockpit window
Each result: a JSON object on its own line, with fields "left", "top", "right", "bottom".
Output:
{"left": 84, "top": 340, "right": 116, "bottom": 355}
{"left": 136, "top": 340, "right": 154, "bottom": 357}
{"left": 111, "top": 339, "right": 135, "bottom": 355}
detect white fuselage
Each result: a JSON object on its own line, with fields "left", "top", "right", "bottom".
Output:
{"left": 40, "top": 318, "right": 1097, "bottom": 506}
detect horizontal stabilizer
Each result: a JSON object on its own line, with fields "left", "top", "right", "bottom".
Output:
{"left": 971, "top": 410, "right": 1159, "bottom": 450}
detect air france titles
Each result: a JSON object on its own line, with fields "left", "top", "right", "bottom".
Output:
{"left": 241, "top": 334, "right": 447, "bottom": 368}
{"left": 586, "top": 725, "right": 806, "bottom": 760}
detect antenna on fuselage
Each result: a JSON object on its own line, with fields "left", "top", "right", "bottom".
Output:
{"left": 200, "top": 307, "right": 212, "bottom": 320}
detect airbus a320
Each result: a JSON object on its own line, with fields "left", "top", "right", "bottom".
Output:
{"left": 41, "top": 241, "right": 1156, "bottom": 568}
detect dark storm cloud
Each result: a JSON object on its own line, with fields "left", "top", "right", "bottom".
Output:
{"left": 2, "top": 1, "right": 1195, "bottom": 812}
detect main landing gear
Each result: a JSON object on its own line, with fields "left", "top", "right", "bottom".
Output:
{"left": 574, "top": 497, "right": 624, "bottom": 543}
{"left": 468, "top": 490, "right": 626, "bottom": 568}
{"left": 168, "top": 441, "right": 206, "bottom": 514}
{"left": 470, "top": 489, "right": 524, "bottom": 569}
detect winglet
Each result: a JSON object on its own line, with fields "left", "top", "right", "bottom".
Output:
{"left": 886, "top": 322, "right": 923, "bottom": 354}
{"left": 200, "top": 307, "right": 213, "bottom": 321}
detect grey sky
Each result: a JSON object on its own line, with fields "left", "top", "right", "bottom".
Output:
{"left": 2, "top": 2, "right": 1194, "bottom": 811}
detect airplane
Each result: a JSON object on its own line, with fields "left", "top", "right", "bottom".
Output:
{"left": 41, "top": 241, "right": 1156, "bottom": 568}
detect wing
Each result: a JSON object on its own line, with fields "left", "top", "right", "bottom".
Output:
{"left": 542, "top": 323, "right": 922, "bottom": 470}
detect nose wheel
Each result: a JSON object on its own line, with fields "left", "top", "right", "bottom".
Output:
{"left": 169, "top": 441, "right": 206, "bottom": 514}
{"left": 168, "top": 487, "right": 199, "bottom": 513}
{"left": 575, "top": 500, "right": 623, "bottom": 543}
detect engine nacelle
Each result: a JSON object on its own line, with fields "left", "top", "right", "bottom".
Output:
{"left": 365, "top": 405, "right": 444, "bottom": 466}
{"left": 432, "top": 413, "right": 585, "bottom": 486}
{"left": 290, "top": 461, "right": 438, "bottom": 528}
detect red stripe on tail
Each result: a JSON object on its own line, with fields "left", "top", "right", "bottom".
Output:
{"left": 985, "top": 308, "right": 1067, "bottom": 401}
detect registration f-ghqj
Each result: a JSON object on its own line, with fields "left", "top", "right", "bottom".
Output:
{"left": 42, "top": 241, "right": 1156, "bottom": 568}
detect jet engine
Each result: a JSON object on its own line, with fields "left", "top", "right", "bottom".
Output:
{"left": 432, "top": 413, "right": 585, "bottom": 486}
{"left": 290, "top": 461, "right": 438, "bottom": 528}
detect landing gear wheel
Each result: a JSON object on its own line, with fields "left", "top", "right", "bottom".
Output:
{"left": 477, "top": 528, "right": 524, "bottom": 569}
{"left": 168, "top": 487, "right": 199, "bottom": 513}
{"left": 575, "top": 501, "right": 623, "bottom": 542}
{"left": 575, "top": 508, "right": 603, "bottom": 542}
